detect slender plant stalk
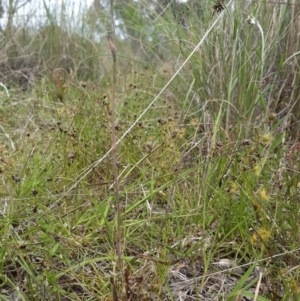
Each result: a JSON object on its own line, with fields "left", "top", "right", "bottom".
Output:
{"left": 108, "top": 0, "right": 122, "bottom": 271}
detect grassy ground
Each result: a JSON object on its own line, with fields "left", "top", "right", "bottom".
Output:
{"left": 0, "top": 1, "right": 300, "bottom": 300}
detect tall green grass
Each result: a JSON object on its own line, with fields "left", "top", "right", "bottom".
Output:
{"left": 0, "top": 0, "right": 299, "bottom": 300}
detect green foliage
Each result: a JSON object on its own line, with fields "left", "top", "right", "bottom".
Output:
{"left": 0, "top": 0, "right": 299, "bottom": 300}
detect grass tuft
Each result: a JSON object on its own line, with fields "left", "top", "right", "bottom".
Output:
{"left": 0, "top": 0, "right": 299, "bottom": 300}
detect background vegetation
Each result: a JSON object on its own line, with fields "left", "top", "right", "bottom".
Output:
{"left": 0, "top": 0, "right": 299, "bottom": 300}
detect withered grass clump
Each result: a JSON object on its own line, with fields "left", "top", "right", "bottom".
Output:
{"left": 212, "top": 0, "right": 225, "bottom": 15}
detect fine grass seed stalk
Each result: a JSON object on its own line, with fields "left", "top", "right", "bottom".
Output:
{"left": 108, "top": 0, "right": 124, "bottom": 298}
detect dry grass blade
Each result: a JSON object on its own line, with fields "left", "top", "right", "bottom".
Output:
{"left": 253, "top": 272, "right": 263, "bottom": 301}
